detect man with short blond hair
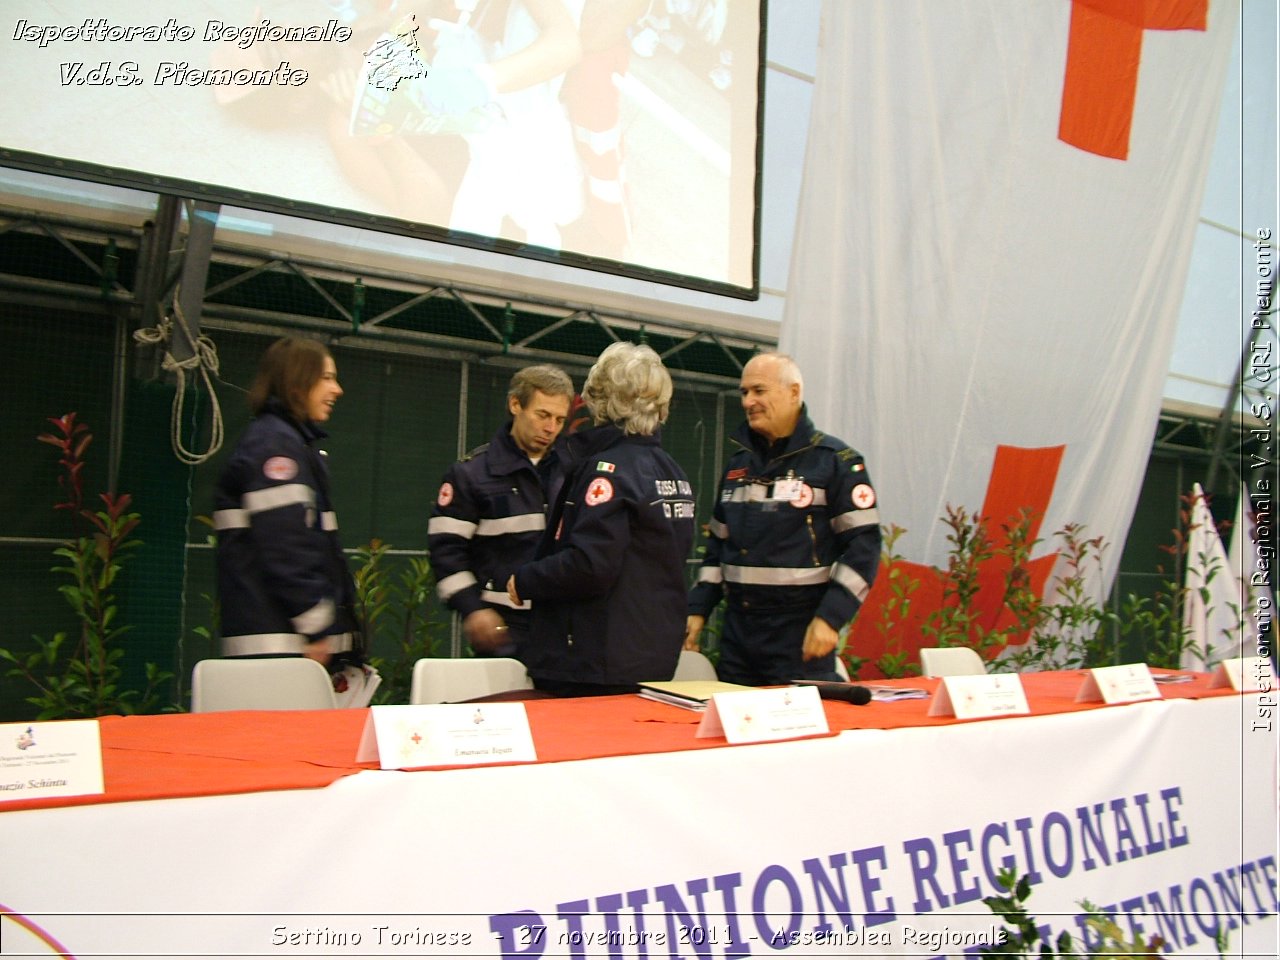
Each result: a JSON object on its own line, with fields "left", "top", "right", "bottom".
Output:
{"left": 429, "top": 364, "right": 575, "bottom": 657}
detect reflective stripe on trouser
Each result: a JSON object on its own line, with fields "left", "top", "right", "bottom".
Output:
{"left": 222, "top": 632, "right": 354, "bottom": 657}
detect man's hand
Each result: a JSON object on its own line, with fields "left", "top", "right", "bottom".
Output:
{"left": 801, "top": 617, "right": 839, "bottom": 661}
{"left": 506, "top": 575, "right": 521, "bottom": 606}
{"left": 464, "top": 608, "right": 509, "bottom": 654}
{"left": 303, "top": 636, "right": 334, "bottom": 666}
{"left": 684, "top": 615, "right": 706, "bottom": 651}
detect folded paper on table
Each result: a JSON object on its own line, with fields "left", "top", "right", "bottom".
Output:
{"left": 637, "top": 679, "right": 754, "bottom": 711}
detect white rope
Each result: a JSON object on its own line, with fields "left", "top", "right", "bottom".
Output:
{"left": 132, "top": 295, "right": 225, "bottom": 466}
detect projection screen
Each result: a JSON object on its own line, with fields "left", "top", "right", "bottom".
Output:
{"left": 0, "top": 0, "right": 764, "bottom": 298}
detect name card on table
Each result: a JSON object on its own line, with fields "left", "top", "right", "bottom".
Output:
{"left": 0, "top": 719, "right": 104, "bottom": 803}
{"left": 697, "top": 686, "right": 829, "bottom": 744}
{"left": 928, "top": 673, "right": 1030, "bottom": 720}
{"left": 357, "top": 703, "right": 536, "bottom": 770}
{"left": 1075, "top": 663, "right": 1161, "bottom": 704}
{"left": 1210, "top": 656, "right": 1277, "bottom": 693}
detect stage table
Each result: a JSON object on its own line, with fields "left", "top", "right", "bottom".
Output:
{"left": 1, "top": 672, "right": 1275, "bottom": 959}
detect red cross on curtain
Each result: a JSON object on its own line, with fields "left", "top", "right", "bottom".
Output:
{"left": 1059, "top": 0, "right": 1209, "bottom": 159}
{"left": 847, "top": 445, "right": 1065, "bottom": 678}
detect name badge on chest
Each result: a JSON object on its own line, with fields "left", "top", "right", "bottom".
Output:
{"left": 771, "top": 477, "right": 804, "bottom": 502}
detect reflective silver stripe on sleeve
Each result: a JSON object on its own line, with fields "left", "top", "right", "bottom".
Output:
{"left": 722, "top": 563, "right": 832, "bottom": 587}
{"left": 831, "top": 507, "right": 880, "bottom": 533}
{"left": 428, "top": 516, "right": 479, "bottom": 539}
{"left": 476, "top": 513, "right": 546, "bottom": 537}
{"left": 242, "top": 483, "right": 315, "bottom": 514}
{"left": 213, "top": 509, "right": 250, "bottom": 530}
{"left": 320, "top": 511, "right": 338, "bottom": 532}
{"left": 831, "top": 562, "right": 871, "bottom": 602}
{"left": 697, "top": 566, "right": 723, "bottom": 585}
{"left": 291, "top": 598, "right": 335, "bottom": 636}
{"left": 221, "top": 632, "right": 308, "bottom": 656}
{"left": 707, "top": 518, "right": 729, "bottom": 540}
{"left": 437, "top": 570, "right": 478, "bottom": 601}
{"left": 480, "top": 589, "right": 532, "bottom": 611}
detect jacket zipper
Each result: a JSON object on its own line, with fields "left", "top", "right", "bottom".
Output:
{"left": 805, "top": 514, "right": 821, "bottom": 566}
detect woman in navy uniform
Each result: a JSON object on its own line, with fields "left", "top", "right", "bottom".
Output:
{"left": 508, "top": 342, "right": 695, "bottom": 697}
{"left": 214, "top": 337, "right": 360, "bottom": 669}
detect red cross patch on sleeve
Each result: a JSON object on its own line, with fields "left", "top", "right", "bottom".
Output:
{"left": 585, "top": 477, "right": 614, "bottom": 506}
{"left": 263, "top": 456, "right": 298, "bottom": 481}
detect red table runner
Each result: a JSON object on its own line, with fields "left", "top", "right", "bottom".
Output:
{"left": 1, "top": 670, "right": 1235, "bottom": 813}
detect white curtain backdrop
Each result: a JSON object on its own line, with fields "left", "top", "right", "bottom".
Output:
{"left": 780, "top": 0, "right": 1240, "bottom": 586}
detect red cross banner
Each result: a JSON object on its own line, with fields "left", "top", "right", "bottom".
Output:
{"left": 780, "top": 0, "right": 1239, "bottom": 668}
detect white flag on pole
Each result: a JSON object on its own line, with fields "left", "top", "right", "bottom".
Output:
{"left": 1182, "top": 482, "right": 1243, "bottom": 669}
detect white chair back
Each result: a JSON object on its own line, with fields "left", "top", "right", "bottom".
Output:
{"left": 672, "top": 649, "right": 718, "bottom": 681}
{"left": 409, "top": 657, "right": 533, "bottom": 704}
{"left": 919, "top": 646, "right": 988, "bottom": 678}
{"left": 190, "top": 658, "right": 337, "bottom": 712}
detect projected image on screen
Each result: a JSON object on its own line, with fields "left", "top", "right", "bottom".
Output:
{"left": 0, "top": 0, "right": 762, "bottom": 296}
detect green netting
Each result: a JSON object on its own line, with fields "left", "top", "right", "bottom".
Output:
{"left": 0, "top": 213, "right": 1261, "bottom": 720}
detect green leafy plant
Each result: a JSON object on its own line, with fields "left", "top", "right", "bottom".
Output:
{"left": 979, "top": 868, "right": 1169, "bottom": 959}
{"left": 993, "top": 522, "right": 1115, "bottom": 673}
{"left": 853, "top": 522, "right": 917, "bottom": 679}
{"left": 1104, "top": 491, "right": 1240, "bottom": 671}
{"left": 353, "top": 538, "right": 395, "bottom": 643}
{"left": 0, "top": 413, "right": 171, "bottom": 718}
{"left": 351, "top": 540, "right": 448, "bottom": 704}
{"left": 903, "top": 488, "right": 1243, "bottom": 674}
{"left": 918, "top": 504, "right": 995, "bottom": 651}
{"left": 917, "top": 506, "right": 1045, "bottom": 663}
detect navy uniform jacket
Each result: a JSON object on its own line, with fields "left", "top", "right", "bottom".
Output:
{"left": 688, "top": 407, "right": 881, "bottom": 630}
{"left": 214, "top": 401, "right": 358, "bottom": 656}
{"left": 513, "top": 424, "right": 696, "bottom": 686}
{"left": 427, "top": 425, "right": 563, "bottom": 632}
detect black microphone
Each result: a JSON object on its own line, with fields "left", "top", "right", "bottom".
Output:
{"left": 820, "top": 684, "right": 872, "bottom": 705}
{"left": 795, "top": 681, "right": 873, "bottom": 705}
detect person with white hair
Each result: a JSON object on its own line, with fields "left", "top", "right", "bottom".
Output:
{"left": 685, "top": 352, "right": 881, "bottom": 686}
{"left": 507, "top": 341, "right": 696, "bottom": 696}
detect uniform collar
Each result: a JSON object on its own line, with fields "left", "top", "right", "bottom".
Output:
{"left": 732, "top": 404, "right": 819, "bottom": 465}
{"left": 262, "top": 397, "right": 327, "bottom": 444}
{"left": 566, "top": 422, "right": 660, "bottom": 461}
{"left": 487, "top": 421, "right": 562, "bottom": 476}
